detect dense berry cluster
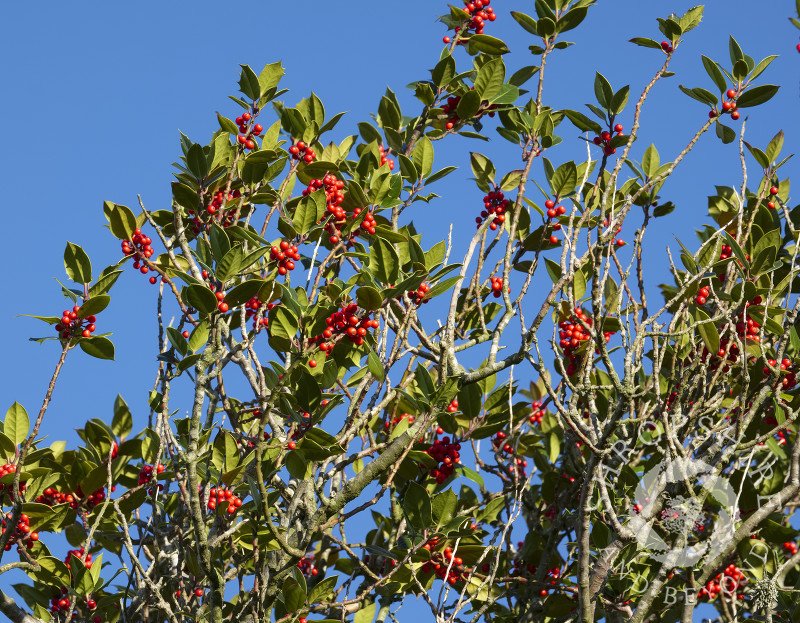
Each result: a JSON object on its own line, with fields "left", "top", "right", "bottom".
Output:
{"left": 558, "top": 309, "right": 614, "bottom": 376}
{"left": 592, "top": 124, "right": 623, "bottom": 155}
{"left": 304, "top": 174, "right": 363, "bottom": 245}
{"left": 296, "top": 555, "right": 319, "bottom": 577}
{"left": 36, "top": 487, "right": 74, "bottom": 506}
{"left": 207, "top": 486, "right": 243, "bottom": 514}
{"left": 443, "top": 0, "right": 496, "bottom": 44}
{"left": 489, "top": 277, "right": 506, "bottom": 298}
{"left": 477, "top": 190, "right": 510, "bottom": 230}
{"left": 422, "top": 435, "right": 461, "bottom": 484}
{"left": 710, "top": 89, "right": 741, "bottom": 121}
{"left": 55, "top": 306, "right": 98, "bottom": 340}
{"left": 508, "top": 557, "right": 561, "bottom": 597}
{"left": 544, "top": 199, "right": 567, "bottom": 222}
{"left": 378, "top": 144, "right": 395, "bottom": 170}
{"left": 529, "top": 400, "right": 544, "bottom": 425}
{"left": 244, "top": 296, "right": 273, "bottom": 330}
{"left": 271, "top": 240, "right": 301, "bottom": 277}
{"left": 783, "top": 541, "right": 798, "bottom": 555}
{"left": 138, "top": 464, "right": 165, "bottom": 495}
{"left": 0, "top": 512, "right": 38, "bottom": 551}
{"left": 235, "top": 112, "right": 263, "bottom": 151}
{"left": 660, "top": 40, "right": 674, "bottom": 54}
{"left": 0, "top": 463, "right": 25, "bottom": 500}
{"left": 75, "top": 486, "right": 107, "bottom": 509}
{"left": 207, "top": 188, "right": 243, "bottom": 221}
{"left": 763, "top": 358, "right": 797, "bottom": 389}
{"left": 695, "top": 285, "right": 711, "bottom": 306}
{"left": 288, "top": 140, "right": 316, "bottom": 163}
{"left": 699, "top": 563, "right": 746, "bottom": 601}
{"left": 420, "top": 542, "right": 468, "bottom": 585}
{"left": 122, "top": 228, "right": 155, "bottom": 280}
{"left": 446, "top": 398, "right": 459, "bottom": 413}
{"left": 310, "top": 304, "right": 379, "bottom": 353}
{"left": 406, "top": 282, "right": 430, "bottom": 305}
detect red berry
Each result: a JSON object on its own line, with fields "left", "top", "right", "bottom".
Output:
{"left": 218, "top": 302, "right": 229, "bottom": 313}
{"left": 726, "top": 89, "right": 737, "bottom": 99}
{"left": 549, "top": 235, "right": 558, "bottom": 244}
{"left": 288, "top": 441, "right": 297, "bottom": 450}
{"left": 731, "top": 111, "right": 740, "bottom": 120}
{"left": 613, "top": 123, "right": 623, "bottom": 133}
{"left": 309, "top": 359, "right": 317, "bottom": 368}
{"left": 770, "top": 186, "right": 779, "bottom": 195}
{"left": 708, "top": 110, "right": 716, "bottom": 118}
{"left": 194, "top": 588, "right": 204, "bottom": 597}
{"left": 242, "top": 112, "right": 251, "bottom": 122}
{"left": 182, "top": 330, "right": 190, "bottom": 338}
{"left": 443, "top": 36, "right": 451, "bottom": 43}
{"left": 544, "top": 200, "right": 554, "bottom": 209}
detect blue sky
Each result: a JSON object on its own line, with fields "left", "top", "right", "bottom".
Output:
{"left": 1, "top": 0, "right": 799, "bottom": 619}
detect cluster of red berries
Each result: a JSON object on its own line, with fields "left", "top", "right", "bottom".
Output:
{"left": 288, "top": 140, "right": 316, "bottom": 164}
{"left": 138, "top": 464, "right": 165, "bottom": 495}
{"left": 296, "top": 555, "right": 319, "bottom": 577}
{"left": 763, "top": 358, "right": 797, "bottom": 390}
{"left": 508, "top": 558, "right": 561, "bottom": 597}
{"left": 660, "top": 40, "right": 674, "bottom": 53}
{"left": 244, "top": 296, "right": 273, "bottom": 330}
{"left": 489, "top": 277, "right": 506, "bottom": 299}
{"left": 695, "top": 285, "right": 712, "bottom": 306}
{"left": 310, "top": 304, "right": 379, "bottom": 353}
{"left": 36, "top": 488, "right": 75, "bottom": 507}
{"left": 477, "top": 190, "right": 511, "bottom": 230}
{"left": 698, "top": 563, "right": 747, "bottom": 601}
{"left": 65, "top": 547, "right": 93, "bottom": 571}
{"left": 709, "top": 89, "right": 741, "bottom": 121}
{"left": 55, "top": 306, "right": 98, "bottom": 340}
{"left": 0, "top": 512, "right": 39, "bottom": 552}
{"left": 422, "top": 435, "right": 462, "bottom": 484}
{"left": 442, "top": 0, "right": 496, "bottom": 44}
{"left": 198, "top": 270, "right": 231, "bottom": 313}
{"left": 446, "top": 398, "right": 459, "bottom": 413}
{"left": 271, "top": 240, "right": 301, "bottom": 277}
{"left": 235, "top": 112, "right": 263, "bottom": 150}
{"left": 529, "top": 400, "right": 544, "bottom": 425}
{"left": 558, "top": 309, "right": 614, "bottom": 376}
{"left": 122, "top": 228, "right": 155, "bottom": 281}
{"left": 783, "top": 541, "right": 798, "bottom": 555}
{"left": 592, "top": 124, "right": 623, "bottom": 156}
{"left": 441, "top": 94, "right": 497, "bottom": 130}
{"left": 545, "top": 199, "right": 567, "bottom": 222}
{"left": 303, "top": 175, "right": 357, "bottom": 245}
{"left": 378, "top": 144, "right": 395, "bottom": 170}
{"left": 207, "top": 486, "right": 243, "bottom": 514}
{"left": 492, "top": 431, "right": 528, "bottom": 475}
{"left": 384, "top": 412, "right": 416, "bottom": 431}
{"left": 206, "top": 188, "right": 243, "bottom": 221}
{"left": 767, "top": 184, "right": 780, "bottom": 209}
{"left": 0, "top": 463, "right": 25, "bottom": 500}
{"left": 420, "top": 542, "right": 468, "bottom": 585}
{"left": 406, "top": 282, "right": 431, "bottom": 305}
{"left": 76, "top": 485, "right": 107, "bottom": 509}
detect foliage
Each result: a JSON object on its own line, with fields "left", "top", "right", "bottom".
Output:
{"left": 3, "top": 2, "right": 800, "bottom": 623}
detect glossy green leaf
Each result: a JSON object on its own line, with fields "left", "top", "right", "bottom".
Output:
{"left": 64, "top": 242, "right": 92, "bottom": 284}
{"left": 79, "top": 336, "right": 115, "bottom": 360}
{"left": 4, "top": 402, "right": 29, "bottom": 446}
{"left": 182, "top": 285, "right": 218, "bottom": 314}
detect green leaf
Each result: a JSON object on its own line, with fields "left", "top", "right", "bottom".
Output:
{"left": 79, "top": 336, "right": 115, "bottom": 360}
{"left": 749, "top": 55, "right": 778, "bottom": 81}
{"left": 550, "top": 161, "right": 578, "bottom": 196}
{"left": 594, "top": 72, "right": 613, "bottom": 110}
{"left": 258, "top": 61, "right": 284, "bottom": 94}
{"left": 64, "top": 242, "right": 92, "bottom": 284}
{"left": 473, "top": 58, "right": 505, "bottom": 100}
{"left": 4, "top": 402, "right": 29, "bottom": 446}
{"left": 556, "top": 6, "right": 589, "bottom": 33}
{"left": 766, "top": 130, "right": 784, "bottom": 163}
{"left": 182, "top": 285, "right": 218, "bottom": 314}
{"left": 187, "top": 319, "right": 210, "bottom": 352}
{"left": 103, "top": 202, "right": 138, "bottom": 240}
{"left": 500, "top": 169, "right": 524, "bottom": 191}
{"left": 403, "top": 481, "right": 433, "bottom": 530}
{"left": 369, "top": 238, "right": 401, "bottom": 285}
{"left": 166, "top": 327, "right": 189, "bottom": 357}
{"left": 432, "top": 489, "right": 458, "bottom": 527}
{"left": 281, "top": 577, "right": 306, "bottom": 613}
{"left": 678, "top": 85, "right": 718, "bottom": 106}
{"left": 456, "top": 90, "right": 482, "bottom": 121}
{"left": 728, "top": 35, "right": 744, "bottom": 65}
{"left": 412, "top": 136, "right": 434, "bottom": 179}
{"left": 354, "top": 601, "right": 376, "bottom": 623}
{"left": 78, "top": 295, "right": 110, "bottom": 318}
{"left": 468, "top": 34, "right": 510, "bottom": 55}
{"left": 732, "top": 58, "right": 749, "bottom": 82}
{"left": 426, "top": 166, "right": 458, "bottom": 185}
{"left": 562, "top": 110, "right": 602, "bottom": 134}
{"left": 215, "top": 244, "right": 245, "bottom": 283}
{"left": 642, "top": 144, "right": 660, "bottom": 178}
{"left": 629, "top": 37, "right": 662, "bottom": 49}
{"left": 701, "top": 55, "right": 727, "bottom": 93}
{"left": 610, "top": 85, "right": 629, "bottom": 115}
{"left": 367, "top": 349, "right": 385, "bottom": 382}
{"left": 715, "top": 121, "right": 736, "bottom": 144}
{"left": 678, "top": 5, "right": 703, "bottom": 33}
{"left": 89, "top": 269, "right": 123, "bottom": 297}
{"left": 694, "top": 307, "right": 720, "bottom": 355}
{"left": 186, "top": 143, "right": 208, "bottom": 180}
{"left": 238, "top": 64, "right": 261, "bottom": 100}
{"left": 112, "top": 395, "right": 133, "bottom": 439}
{"left": 510, "top": 11, "right": 538, "bottom": 35}
{"left": 356, "top": 286, "right": 383, "bottom": 312}
{"left": 536, "top": 17, "right": 556, "bottom": 38}
{"left": 736, "top": 84, "right": 780, "bottom": 108}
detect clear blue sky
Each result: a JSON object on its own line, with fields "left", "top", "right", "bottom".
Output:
{"left": 0, "top": 0, "right": 798, "bottom": 619}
